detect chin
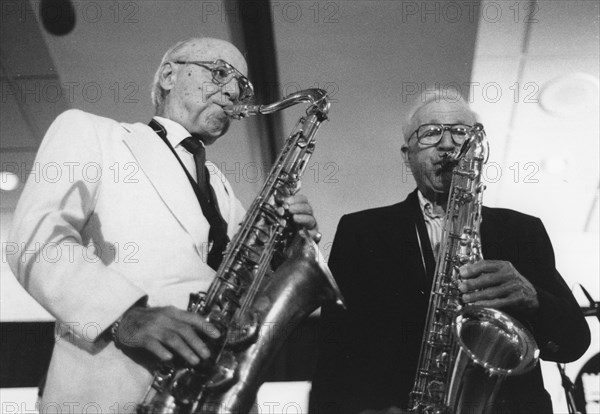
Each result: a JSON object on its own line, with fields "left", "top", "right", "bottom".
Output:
{"left": 202, "top": 120, "right": 230, "bottom": 145}
{"left": 212, "top": 123, "right": 230, "bottom": 140}
{"left": 430, "top": 178, "right": 451, "bottom": 194}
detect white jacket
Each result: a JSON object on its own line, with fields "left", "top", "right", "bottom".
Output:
{"left": 8, "top": 109, "right": 245, "bottom": 413}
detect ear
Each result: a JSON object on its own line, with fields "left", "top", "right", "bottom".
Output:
{"left": 401, "top": 144, "right": 409, "bottom": 163}
{"left": 158, "top": 62, "right": 177, "bottom": 92}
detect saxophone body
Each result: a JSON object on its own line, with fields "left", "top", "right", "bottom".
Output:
{"left": 408, "top": 124, "right": 539, "bottom": 414}
{"left": 137, "top": 89, "right": 344, "bottom": 414}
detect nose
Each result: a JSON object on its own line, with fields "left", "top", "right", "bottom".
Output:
{"left": 436, "top": 129, "right": 456, "bottom": 152}
{"left": 221, "top": 79, "right": 240, "bottom": 104}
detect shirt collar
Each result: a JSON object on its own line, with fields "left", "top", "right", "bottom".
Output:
{"left": 417, "top": 190, "right": 444, "bottom": 219}
{"left": 153, "top": 116, "right": 205, "bottom": 150}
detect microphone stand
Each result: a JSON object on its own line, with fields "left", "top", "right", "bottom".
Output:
{"left": 579, "top": 284, "right": 600, "bottom": 322}
{"left": 556, "top": 283, "right": 599, "bottom": 414}
{"left": 556, "top": 362, "right": 581, "bottom": 414}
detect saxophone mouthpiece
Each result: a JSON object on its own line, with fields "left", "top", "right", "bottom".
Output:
{"left": 441, "top": 151, "right": 460, "bottom": 166}
{"left": 223, "top": 105, "right": 242, "bottom": 119}
{"left": 224, "top": 104, "right": 262, "bottom": 119}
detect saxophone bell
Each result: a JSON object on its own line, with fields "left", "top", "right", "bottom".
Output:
{"left": 446, "top": 306, "right": 540, "bottom": 413}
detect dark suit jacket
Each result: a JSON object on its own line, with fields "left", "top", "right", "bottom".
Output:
{"left": 310, "top": 189, "right": 590, "bottom": 414}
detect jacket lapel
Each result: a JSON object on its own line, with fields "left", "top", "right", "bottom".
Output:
{"left": 480, "top": 207, "right": 504, "bottom": 260}
{"left": 380, "top": 190, "right": 432, "bottom": 293}
{"left": 409, "top": 191, "right": 436, "bottom": 286}
{"left": 121, "top": 122, "right": 208, "bottom": 255}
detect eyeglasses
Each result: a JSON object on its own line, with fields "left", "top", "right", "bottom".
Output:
{"left": 173, "top": 59, "right": 254, "bottom": 103}
{"left": 408, "top": 123, "right": 472, "bottom": 146}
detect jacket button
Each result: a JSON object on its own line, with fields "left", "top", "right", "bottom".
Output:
{"left": 546, "top": 341, "right": 559, "bottom": 352}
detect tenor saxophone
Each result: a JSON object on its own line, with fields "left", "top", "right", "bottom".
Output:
{"left": 408, "top": 124, "right": 539, "bottom": 414}
{"left": 136, "top": 89, "right": 344, "bottom": 414}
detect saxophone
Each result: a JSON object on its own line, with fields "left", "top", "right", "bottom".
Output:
{"left": 408, "top": 124, "right": 539, "bottom": 414}
{"left": 137, "top": 89, "right": 344, "bottom": 414}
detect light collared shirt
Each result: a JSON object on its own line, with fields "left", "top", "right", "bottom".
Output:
{"left": 154, "top": 116, "right": 205, "bottom": 183}
{"left": 417, "top": 190, "right": 445, "bottom": 257}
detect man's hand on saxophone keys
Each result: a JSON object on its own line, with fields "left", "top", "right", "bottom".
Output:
{"left": 278, "top": 194, "right": 322, "bottom": 243}
{"left": 458, "top": 260, "right": 540, "bottom": 314}
{"left": 112, "top": 305, "right": 221, "bottom": 365}
{"left": 110, "top": 194, "right": 320, "bottom": 367}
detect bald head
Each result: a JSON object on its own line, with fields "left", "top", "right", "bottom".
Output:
{"left": 151, "top": 37, "right": 249, "bottom": 143}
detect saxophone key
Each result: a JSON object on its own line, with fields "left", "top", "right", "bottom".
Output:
{"left": 171, "top": 368, "right": 208, "bottom": 406}
{"left": 188, "top": 292, "right": 206, "bottom": 313}
{"left": 425, "top": 380, "right": 446, "bottom": 399}
{"left": 434, "top": 352, "right": 450, "bottom": 370}
{"left": 223, "top": 260, "right": 255, "bottom": 286}
{"left": 152, "top": 361, "right": 176, "bottom": 391}
{"left": 237, "top": 245, "right": 262, "bottom": 265}
{"left": 247, "top": 223, "right": 273, "bottom": 246}
{"left": 442, "top": 301, "right": 462, "bottom": 313}
{"left": 215, "top": 288, "right": 242, "bottom": 313}
{"left": 258, "top": 202, "right": 282, "bottom": 223}
{"left": 225, "top": 312, "right": 259, "bottom": 348}
{"left": 417, "top": 369, "right": 445, "bottom": 381}
{"left": 205, "top": 350, "right": 238, "bottom": 391}
{"left": 427, "top": 333, "right": 452, "bottom": 348}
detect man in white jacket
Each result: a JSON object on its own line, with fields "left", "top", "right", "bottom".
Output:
{"left": 8, "top": 37, "right": 320, "bottom": 413}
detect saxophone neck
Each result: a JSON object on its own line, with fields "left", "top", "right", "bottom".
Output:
{"left": 224, "top": 88, "right": 331, "bottom": 120}
{"left": 452, "top": 122, "right": 488, "bottom": 162}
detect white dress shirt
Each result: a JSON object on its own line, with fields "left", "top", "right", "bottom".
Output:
{"left": 417, "top": 190, "right": 445, "bottom": 257}
{"left": 154, "top": 116, "right": 205, "bottom": 183}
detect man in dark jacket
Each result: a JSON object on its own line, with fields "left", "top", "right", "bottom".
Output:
{"left": 310, "top": 95, "right": 590, "bottom": 414}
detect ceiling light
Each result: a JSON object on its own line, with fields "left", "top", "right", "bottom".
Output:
{"left": 539, "top": 73, "right": 600, "bottom": 118}
{"left": 0, "top": 172, "right": 20, "bottom": 191}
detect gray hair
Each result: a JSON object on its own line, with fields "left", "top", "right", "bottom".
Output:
{"left": 401, "top": 89, "right": 478, "bottom": 143}
{"left": 151, "top": 38, "right": 201, "bottom": 112}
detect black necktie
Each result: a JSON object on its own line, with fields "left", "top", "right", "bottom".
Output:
{"left": 180, "top": 137, "right": 209, "bottom": 195}
{"left": 149, "top": 119, "right": 229, "bottom": 270}
{"left": 179, "top": 136, "right": 230, "bottom": 271}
